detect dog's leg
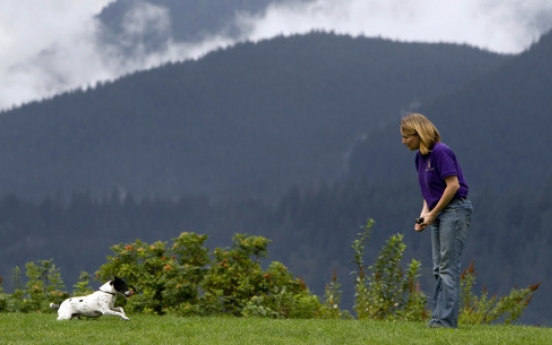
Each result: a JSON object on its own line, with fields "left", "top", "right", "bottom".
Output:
{"left": 54, "top": 302, "right": 74, "bottom": 320}
{"left": 56, "top": 310, "right": 73, "bottom": 320}
{"left": 102, "top": 308, "right": 130, "bottom": 321}
{"left": 113, "top": 307, "right": 129, "bottom": 320}
{"left": 112, "top": 306, "right": 124, "bottom": 313}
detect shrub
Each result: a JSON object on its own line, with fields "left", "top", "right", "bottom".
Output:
{"left": 352, "top": 219, "right": 427, "bottom": 321}
{"left": 96, "top": 232, "right": 322, "bottom": 317}
{"left": 318, "top": 269, "right": 351, "bottom": 319}
{"left": 96, "top": 232, "right": 209, "bottom": 315}
{"left": 72, "top": 272, "right": 94, "bottom": 296}
{"left": 0, "top": 227, "right": 540, "bottom": 323}
{"left": 240, "top": 261, "right": 321, "bottom": 319}
{"left": 201, "top": 234, "right": 271, "bottom": 315}
{"left": 201, "top": 234, "right": 320, "bottom": 318}
{"left": 0, "top": 261, "right": 69, "bottom": 313}
{"left": 459, "top": 261, "right": 541, "bottom": 325}
{"left": 0, "top": 276, "right": 6, "bottom": 312}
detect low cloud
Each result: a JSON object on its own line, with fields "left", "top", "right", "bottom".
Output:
{"left": 99, "top": 1, "right": 234, "bottom": 77}
{"left": 0, "top": 0, "right": 114, "bottom": 109}
{"left": 0, "top": 0, "right": 233, "bottom": 110}
{"left": 240, "top": 0, "right": 552, "bottom": 52}
{"left": 1, "top": 0, "right": 551, "bottom": 110}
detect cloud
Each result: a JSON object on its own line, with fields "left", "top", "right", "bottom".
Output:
{"left": 239, "top": 0, "right": 552, "bottom": 53}
{"left": 0, "top": 0, "right": 114, "bottom": 109}
{"left": 121, "top": 1, "right": 170, "bottom": 37}
{"left": 103, "top": 1, "right": 235, "bottom": 73}
{"left": 1, "top": 0, "right": 551, "bottom": 111}
{"left": 0, "top": 0, "right": 237, "bottom": 110}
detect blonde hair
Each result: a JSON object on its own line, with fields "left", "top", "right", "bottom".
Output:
{"left": 401, "top": 113, "right": 440, "bottom": 155}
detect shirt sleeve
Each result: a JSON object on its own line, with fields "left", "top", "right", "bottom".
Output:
{"left": 434, "top": 145, "right": 458, "bottom": 179}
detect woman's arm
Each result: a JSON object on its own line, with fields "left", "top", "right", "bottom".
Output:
{"left": 415, "top": 200, "right": 429, "bottom": 232}
{"left": 416, "top": 175, "right": 460, "bottom": 232}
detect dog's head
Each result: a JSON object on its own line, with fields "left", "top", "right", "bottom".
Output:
{"left": 111, "top": 276, "right": 134, "bottom": 297}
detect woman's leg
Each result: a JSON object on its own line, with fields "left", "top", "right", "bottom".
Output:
{"left": 429, "top": 199, "right": 472, "bottom": 328}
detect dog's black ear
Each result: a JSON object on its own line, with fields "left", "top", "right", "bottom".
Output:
{"left": 113, "top": 276, "right": 128, "bottom": 286}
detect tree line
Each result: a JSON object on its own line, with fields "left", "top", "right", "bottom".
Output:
{"left": 0, "top": 32, "right": 510, "bottom": 200}
{"left": 0, "top": 177, "right": 550, "bottom": 324}
{"left": 0, "top": 222, "right": 537, "bottom": 324}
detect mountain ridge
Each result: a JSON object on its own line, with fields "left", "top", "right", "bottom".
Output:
{"left": 0, "top": 32, "right": 510, "bottom": 200}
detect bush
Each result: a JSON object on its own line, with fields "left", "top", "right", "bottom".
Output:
{"left": 352, "top": 219, "right": 427, "bottom": 321}
{"left": 460, "top": 261, "right": 541, "bottom": 325}
{"left": 96, "top": 232, "right": 323, "bottom": 317}
{"left": 318, "top": 269, "right": 352, "bottom": 319}
{"left": 0, "top": 261, "right": 69, "bottom": 313}
{"left": 0, "top": 276, "right": 6, "bottom": 312}
{"left": 72, "top": 272, "right": 94, "bottom": 296}
{"left": 198, "top": 234, "right": 321, "bottom": 318}
{"left": 0, "top": 225, "right": 541, "bottom": 323}
{"left": 96, "top": 232, "right": 209, "bottom": 315}
{"left": 239, "top": 261, "right": 320, "bottom": 319}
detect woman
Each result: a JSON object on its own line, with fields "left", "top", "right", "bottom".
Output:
{"left": 401, "top": 113, "right": 472, "bottom": 328}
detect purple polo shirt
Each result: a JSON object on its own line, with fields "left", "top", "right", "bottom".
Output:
{"left": 415, "top": 142, "right": 469, "bottom": 210}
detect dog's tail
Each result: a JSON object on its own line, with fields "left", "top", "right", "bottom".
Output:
{"left": 49, "top": 303, "right": 60, "bottom": 310}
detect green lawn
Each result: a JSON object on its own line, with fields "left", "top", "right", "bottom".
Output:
{"left": 0, "top": 313, "right": 550, "bottom": 345}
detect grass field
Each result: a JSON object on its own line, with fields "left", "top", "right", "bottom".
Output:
{"left": 0, "top": 313, "right": 551, "bottom": 345}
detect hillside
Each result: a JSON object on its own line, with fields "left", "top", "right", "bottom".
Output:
{"left": 346, "top": 29, "right": 552, "bottom": 325}
{"left": 2, "top": 30, "right": 552, "bottom": 325}
{"left": 349, "top": 29, "right": 552, "bottom": 192}
{"left": 0, "top": 33, "right": 509, "bottom": 200}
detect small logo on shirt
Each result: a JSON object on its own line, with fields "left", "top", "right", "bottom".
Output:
{"left": 426, "top": 160, "right": 435, "bottom": 172}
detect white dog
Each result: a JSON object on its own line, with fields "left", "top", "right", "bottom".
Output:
{"left": 50, "top": 276, "right": 134, "bottom": 321}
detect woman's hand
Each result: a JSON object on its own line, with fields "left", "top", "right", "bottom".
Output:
{"left": 414, "top": 222, "right": 426, "bottom": 232}
{"left": 414, "top": 212, "right": 436, "bottom": 232}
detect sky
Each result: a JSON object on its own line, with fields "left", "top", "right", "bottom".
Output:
{"left": 1, "top": 0, "right": 551, "bottom": 111}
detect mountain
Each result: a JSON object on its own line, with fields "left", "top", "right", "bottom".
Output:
{"left": 0, "top": 32, "right": 509, "bottom": 200}
{"left": 3, "top": 30, "right": 552, "bottom": 325}
{"left": 347, "top": 29, "right": 552, "bottom": 325}
{"left": 349, "top": 29, "right": 552, "bottom": 193}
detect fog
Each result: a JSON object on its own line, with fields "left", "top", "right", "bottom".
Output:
{"left": 1, "top": 0, "right": 551, "bottom": 110}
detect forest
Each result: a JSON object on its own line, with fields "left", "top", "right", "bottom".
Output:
{"left": 0, "top": 32, "right": 511, "bottom": 200}
{"left": 1, "top": 29, "right": 552, "bottom": 325}
{"left": 1, "top": 176, "right": 551, "bottom": 324}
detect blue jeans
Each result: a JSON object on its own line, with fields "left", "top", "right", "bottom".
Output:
{"left": 429, "top": 198, "right": 472, "bottom": 328}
